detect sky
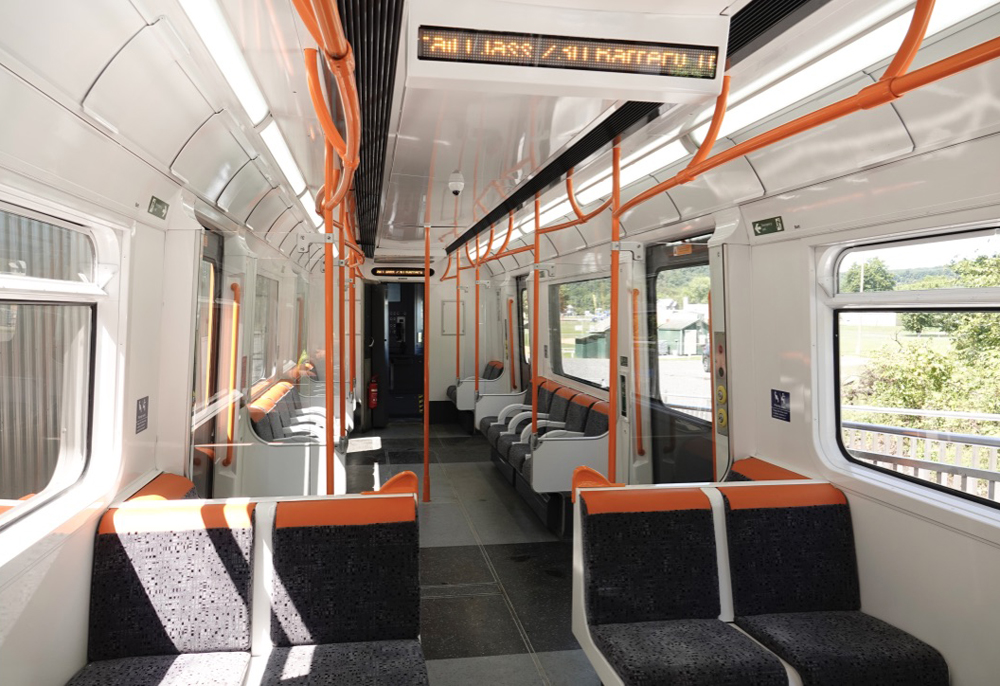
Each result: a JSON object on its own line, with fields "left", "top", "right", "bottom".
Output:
{"left": 840, "top": 230, "right": 1000, "bottom": 271}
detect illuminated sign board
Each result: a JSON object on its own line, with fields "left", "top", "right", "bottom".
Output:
{"left": 418, "top": 26, "right": 718, "bottom": 80}
{"left": 371, "top": 267, "right": 435, "bottom": 278}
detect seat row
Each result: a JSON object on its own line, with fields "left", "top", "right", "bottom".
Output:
{"left": 446, "top": 360, "right": 506, "bottom": 415}
{"left": 573, "top": 475, "right": 949, "bottom": 686}
{"left": 67, "top": 472, "right": 427, "bottom": 686}
{"left": 476, "top": 379, "right": 610, "bottom": 533}
{"left": 248, "top": 380, "right": 327, "bottom": 443}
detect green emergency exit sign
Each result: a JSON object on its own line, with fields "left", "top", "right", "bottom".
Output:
{"left": 752, "top": 216, "right": 784, "bottom": 236}
{"left": 147, "top": 196, "right": 169, "bottom": 220}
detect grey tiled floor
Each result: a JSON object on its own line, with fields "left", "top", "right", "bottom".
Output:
{"left": 350, "top": 421, "right": 601, "bottom": 686}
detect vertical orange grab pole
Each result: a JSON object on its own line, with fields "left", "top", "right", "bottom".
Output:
{"left": 338, "top": 203, "right": 347, "bottom": 440}
{"left": 456, "top": 253, "right": 462, "bottom": 383}
{"left": 507, "top": 298, "right": 516, "bottom": 391}
{"left": 631, "top": 289, "right": 644, "bottom": 457}
{"left": 608, "top": 142, "right": 621, "bottom": 482}
{"left": 323, "top": 205, "right": 335, "bottom": 494}
{"left": 224, "top": 282, "right": 241, "bottom": 467}
{"left": 531, "top": 196, "right": 541, "bottom": 434}
{"left": 349, "top": 264, "right": 356, "bottom": 396}
{"left": 708, "top": 291, "right": 717, "bottom": 482}
{"left": 474, "top": 251, "right": 481, "bottom": 393}
{"left": 423, "top": 225, "right": 431, "bottom": 503}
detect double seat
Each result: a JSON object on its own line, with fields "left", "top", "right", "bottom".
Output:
{"left": 446, "top": 360, "right": 505, "bottom": 412}
{"left": 573, "top": 479, "right": 950, "bottom": 686}
{"left": 248, "top": 380, "right": 327, "bottom": 444}
{"left": 67, "top": 472, "right": 428, "bottom": 686}
{"left": 478, "top": 378, "right": 609, "bottom": 533}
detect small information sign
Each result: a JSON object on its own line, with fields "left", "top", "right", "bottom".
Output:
{"left": 752, "top": 216, "right": 784, "bottom": 236}
{"left": 771, "top": 389, "right": 790, "bottom": 422}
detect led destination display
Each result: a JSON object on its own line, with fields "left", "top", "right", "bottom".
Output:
{"left": 418, "top": 25, "right": 718, "bottom": 80}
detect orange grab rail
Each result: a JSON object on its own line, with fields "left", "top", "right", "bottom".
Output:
{"left": 224, "top": 282, "right": 241, "bottom": 468}
{"left": 338, "top": 202, "right": 347, "bottom": 439}
{"left": 531, "top": 195, "right": 541, "bottom": 434}
{"left": 423, "top": 224, "right": 431, "bottom": 503}
{"left": 631, "top": 288, "right": 644, "bottom": 457}
{"left": 607, "top": 142, "right": 621, "bottom": 482}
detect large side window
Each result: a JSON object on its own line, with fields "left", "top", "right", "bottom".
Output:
{"left": 251, "top": 274, "right": 278, "bottom": 383}
{"left": 549, "top": 276, "right": 611, "bottom": 389}
{"left": 0, "top": 206, "right": 96, "bottom": 526}
{"left": 834, "top": 229, "right": 1000, "bottom": 508}
{"left": 519, "top": 284, "right": 530, "bottom": 364}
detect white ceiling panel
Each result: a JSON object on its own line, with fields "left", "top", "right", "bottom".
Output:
{"left": 84, "top": 21, "right": 214, "bottom": 167}
{"left": 267, "top": 208, "right": 301, "bottom": 248}
{"left": 618, "top": 176, "right": 681, "bottom": 236}
{"left": 0, "top": 0, "right": 144, "bottom": 102}
{"left": 218, "top": 159, "right": 273, "bottom": 221}
{"left": 247, "top": 187, "right": 290, "bottom": 234}
{"left": 172, "top": 113, "right": 252, "bottom": 201}
{"left": 655, "top": 139, "right": 764, "bottom": 219}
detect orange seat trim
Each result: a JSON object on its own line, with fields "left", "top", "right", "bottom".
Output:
{"left": 731, "top": 457, "right": 805, "bottom": 481}
{"left": 276, "top": 496, "right": 415, "bottom": 528}
{"left": 720, "top": 483, "right": 847, "bottom": 510}
{"left": 128, "top": 473, "right": 197, "bottom": 501}
{"left": 363, "top": 471, "right": 418, "bottom": 496}
{"left": 582, "top": 487, "right": 710, "bottom": 514}
{"left": 100, "top": 503, "right": 255, "bottom": 534}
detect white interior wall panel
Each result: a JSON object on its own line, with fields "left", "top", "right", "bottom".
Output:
{"left": 0, "top": 68, "right": 178, "bottom": 225}
{"left": 658, "top": 139, "right": 765, "bottom": 219}
{"left": 218, "top": 159, "right": 273, "bottom": 221}
{"left": 83, "top": 22, "right": 214, "bottom": 168}
{"left": 171, "top": 113, "right": 252, "bottom": 202}
{"left": 875, "top": 11, "right": 1000, "bottom": 153}
{"left": 0, "top": 0, "right": 144, "bottom": 103}
{"left": 618, "top": 177, "right": 681, "bottom": 236}
{"left": 742, "top": 131, "right": 1000, "bottom": 243}
{"left": 247, "top": 188, "right": 290, "bottom": 234}
{"left": 733, "top": 74, "right": 913, "bottom": 195}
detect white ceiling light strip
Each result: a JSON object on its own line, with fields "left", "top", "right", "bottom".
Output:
{"left": 300, "top": 190, "right": 324, "bottom": 229}
{"left": 693, "top": 0, "right": 1000, "bottom": 141}
{"left": 177, "top": 0, "right": 269, "bottom": 125}
{"left": 261, "top": 121, "right": 307, "bottom": 196}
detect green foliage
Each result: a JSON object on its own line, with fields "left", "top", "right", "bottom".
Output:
{"left": 655, "top": 265, "right": 710, "bottom": 304}
{"left": 558, "top": 278, "right": 610, "bottom": 314}
{"left": 890, "top": 265, "right": 955, "bottom": 286}
{"left": 840, "top": 257, "right": 897, "bottom": 293}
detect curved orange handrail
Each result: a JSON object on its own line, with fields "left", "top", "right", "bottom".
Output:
{"left": 882, "top": 0, "right": 936, "bottom": 81}
{"left": 304, "top": 49, "right": 347, "bottom": 158}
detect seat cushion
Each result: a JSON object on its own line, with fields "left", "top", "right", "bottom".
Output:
{"left": 591, "top": 619, "right": 787, "bottom": 686}
{"left": 66, "top": 652, "right": 250, "bottom": 686}
{"left": 446, "top": 385, "right": 457, "bottom": 403}
{"left": 736, "top": 611, "right": 949, "bottom": 686}
{"left": 260, "top": 640, "right": 428, "bottom": 686}
{"left": 496, "top": 432, "right": 520, "bottom": 460}
{"left": 508, "top": 443, "right": 531, "bottom": 472}
{"left": 487, "top": 421, "right": 510, "bottom": 447}
{"left": 479, "top": 416, "right": 498, "bottom": 436}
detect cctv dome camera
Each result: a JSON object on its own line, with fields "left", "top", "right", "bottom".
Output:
{"left": 448, "top": 171, "right": 465, "bottom": 196}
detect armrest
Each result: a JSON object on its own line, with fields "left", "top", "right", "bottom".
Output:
{"left": 507, "top": 411, "right": 543, "bottom": 437}
{"left": 522, "top": 420, "right": 565, "bottom": 443}
{"left": 539, "top": 430, "right": 583, "bottom": 440}
{"left": 498, "top": 403, "right": 530, "bottom": 422}
{"left": 539, "top": 431, "right": 608, "bottom": 443}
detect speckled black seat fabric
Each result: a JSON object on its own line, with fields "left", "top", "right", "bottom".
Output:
{"left": 498, "top": 388, "right": 574, "bottom": 459}
{"left": 261, "top": 640, "right": 428, "bottom": 686}
{"left": 67, "top": 503, "right": 256, "bottom": 686}
{"left": 580, "top": 488, "right": 786, "bottom": 686}
{"left": 722, "top": 484, "right": 949, "bottom": 686}
{"left": 446, "top": 384, "right": 457, "bottom": 403}
{"left": 509, "top": 442, "right": 531, "bottom": 471}
{"left": 736, "top": 611, "right": 948, "bottom": 686}
{"left": 488, "top": 384, "right": 555, "bottom": 449}
{"left": 479, "top": 391, "right": 531, "bottom": 436}
{"left": 66, "top": 653, "right": 250, "bottom": 686}
{"left": 591, "top": 620, "right": 787, "bottom": 686}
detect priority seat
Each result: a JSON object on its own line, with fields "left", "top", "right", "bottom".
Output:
{"left": 258, "top": 495, "right": 428, "bottom": 685}
{"left": 577, "top": 488, "right": 788, "bottom": 686}
{"left": 66, "top": 502, "right": 256, "bottom": 686}
{"left": 721, "top": 483, "right": 949, "bottom": 686}
{"left": 501, "top": 386, "right": 577, "bottom": 472}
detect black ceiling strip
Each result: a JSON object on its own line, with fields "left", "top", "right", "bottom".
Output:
{"left": 334, "top": 0, "right": 404, "bottom": 258}
{"left": 442, "top": 0, "right": 832, "bottom": 255}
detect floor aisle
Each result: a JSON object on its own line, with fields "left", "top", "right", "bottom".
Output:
{"left": 346, "top": 421, "right": 602, "bottom": 686}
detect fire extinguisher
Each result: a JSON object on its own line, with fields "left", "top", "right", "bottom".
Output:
{"left": 367, "top": 374, "right": 379, "bottom": 409}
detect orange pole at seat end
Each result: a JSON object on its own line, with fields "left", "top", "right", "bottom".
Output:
{"left": 631, "top": 288, "right": 644, "bottom": 457}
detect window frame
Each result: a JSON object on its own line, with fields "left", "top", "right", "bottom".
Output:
{"left": 518, "top": 281, "right": 530, "bottom": 366}
{"left": 828, "top": 226, "right": 1000, "bottom": 512}
{"left": 0, "top": 203, "right": 102, "bottom": 533}
{"left": 548, "top": 275, "right": 612, "bottom": 392}
{"left": 251, "top": 273, "right": 280, "bottom": 385}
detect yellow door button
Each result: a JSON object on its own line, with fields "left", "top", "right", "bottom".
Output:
{"left": 716, "top": 385, "right": 727, "bottom": 405}
{"left": 716, "top": 407, "right": 728, "bottom": 428}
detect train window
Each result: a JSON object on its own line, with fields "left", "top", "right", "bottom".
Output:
{"left": 0, "top": 206, "right": 94, "bottom": 282}
{"left": 549, "top": 276, "right": 611, "bottom": 389}
{"left": 251, "top": 274, "right": 279, "bottom": 383}
{"left": 0, "top": 303, "right": 94, "bottom": 524}
{"left": 835, "top": 230, "right": 1000, "bottom": 508}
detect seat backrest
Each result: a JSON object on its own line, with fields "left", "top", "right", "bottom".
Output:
{"left": 127, "top": 473, "right": 198, "bottom": 501}
{"left": 538, "top": 379, "right": 559, "bottom": 413}
{"left": 725, "top": 457, "right": 805, "bottom": 482}
{"left": 271, "top": 496, "right": 419, "bottom": 646}
{"left": 583, "top": 402, "right": 609, "bottom": 436}
{"left": 580, "top": 488, "right": 720, "bottom": 625}
{"left": 483, "top": 360, "right": 503, "bottom": 380}
{"left": 720, "top": 483, "right": 859, "bottom": 616}
{"left": 88, "top": 503, "right": 255, "bottom": 661}
{"left": 547, "top": 387, "right": 577, "bottom": 423}
{"left": 565, "top": 395, "right": 596, "bottom": 433}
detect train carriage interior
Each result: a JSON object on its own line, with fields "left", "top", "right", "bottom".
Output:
{"left": 2, "top": 0, "right": 1000, "bottom": 684}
